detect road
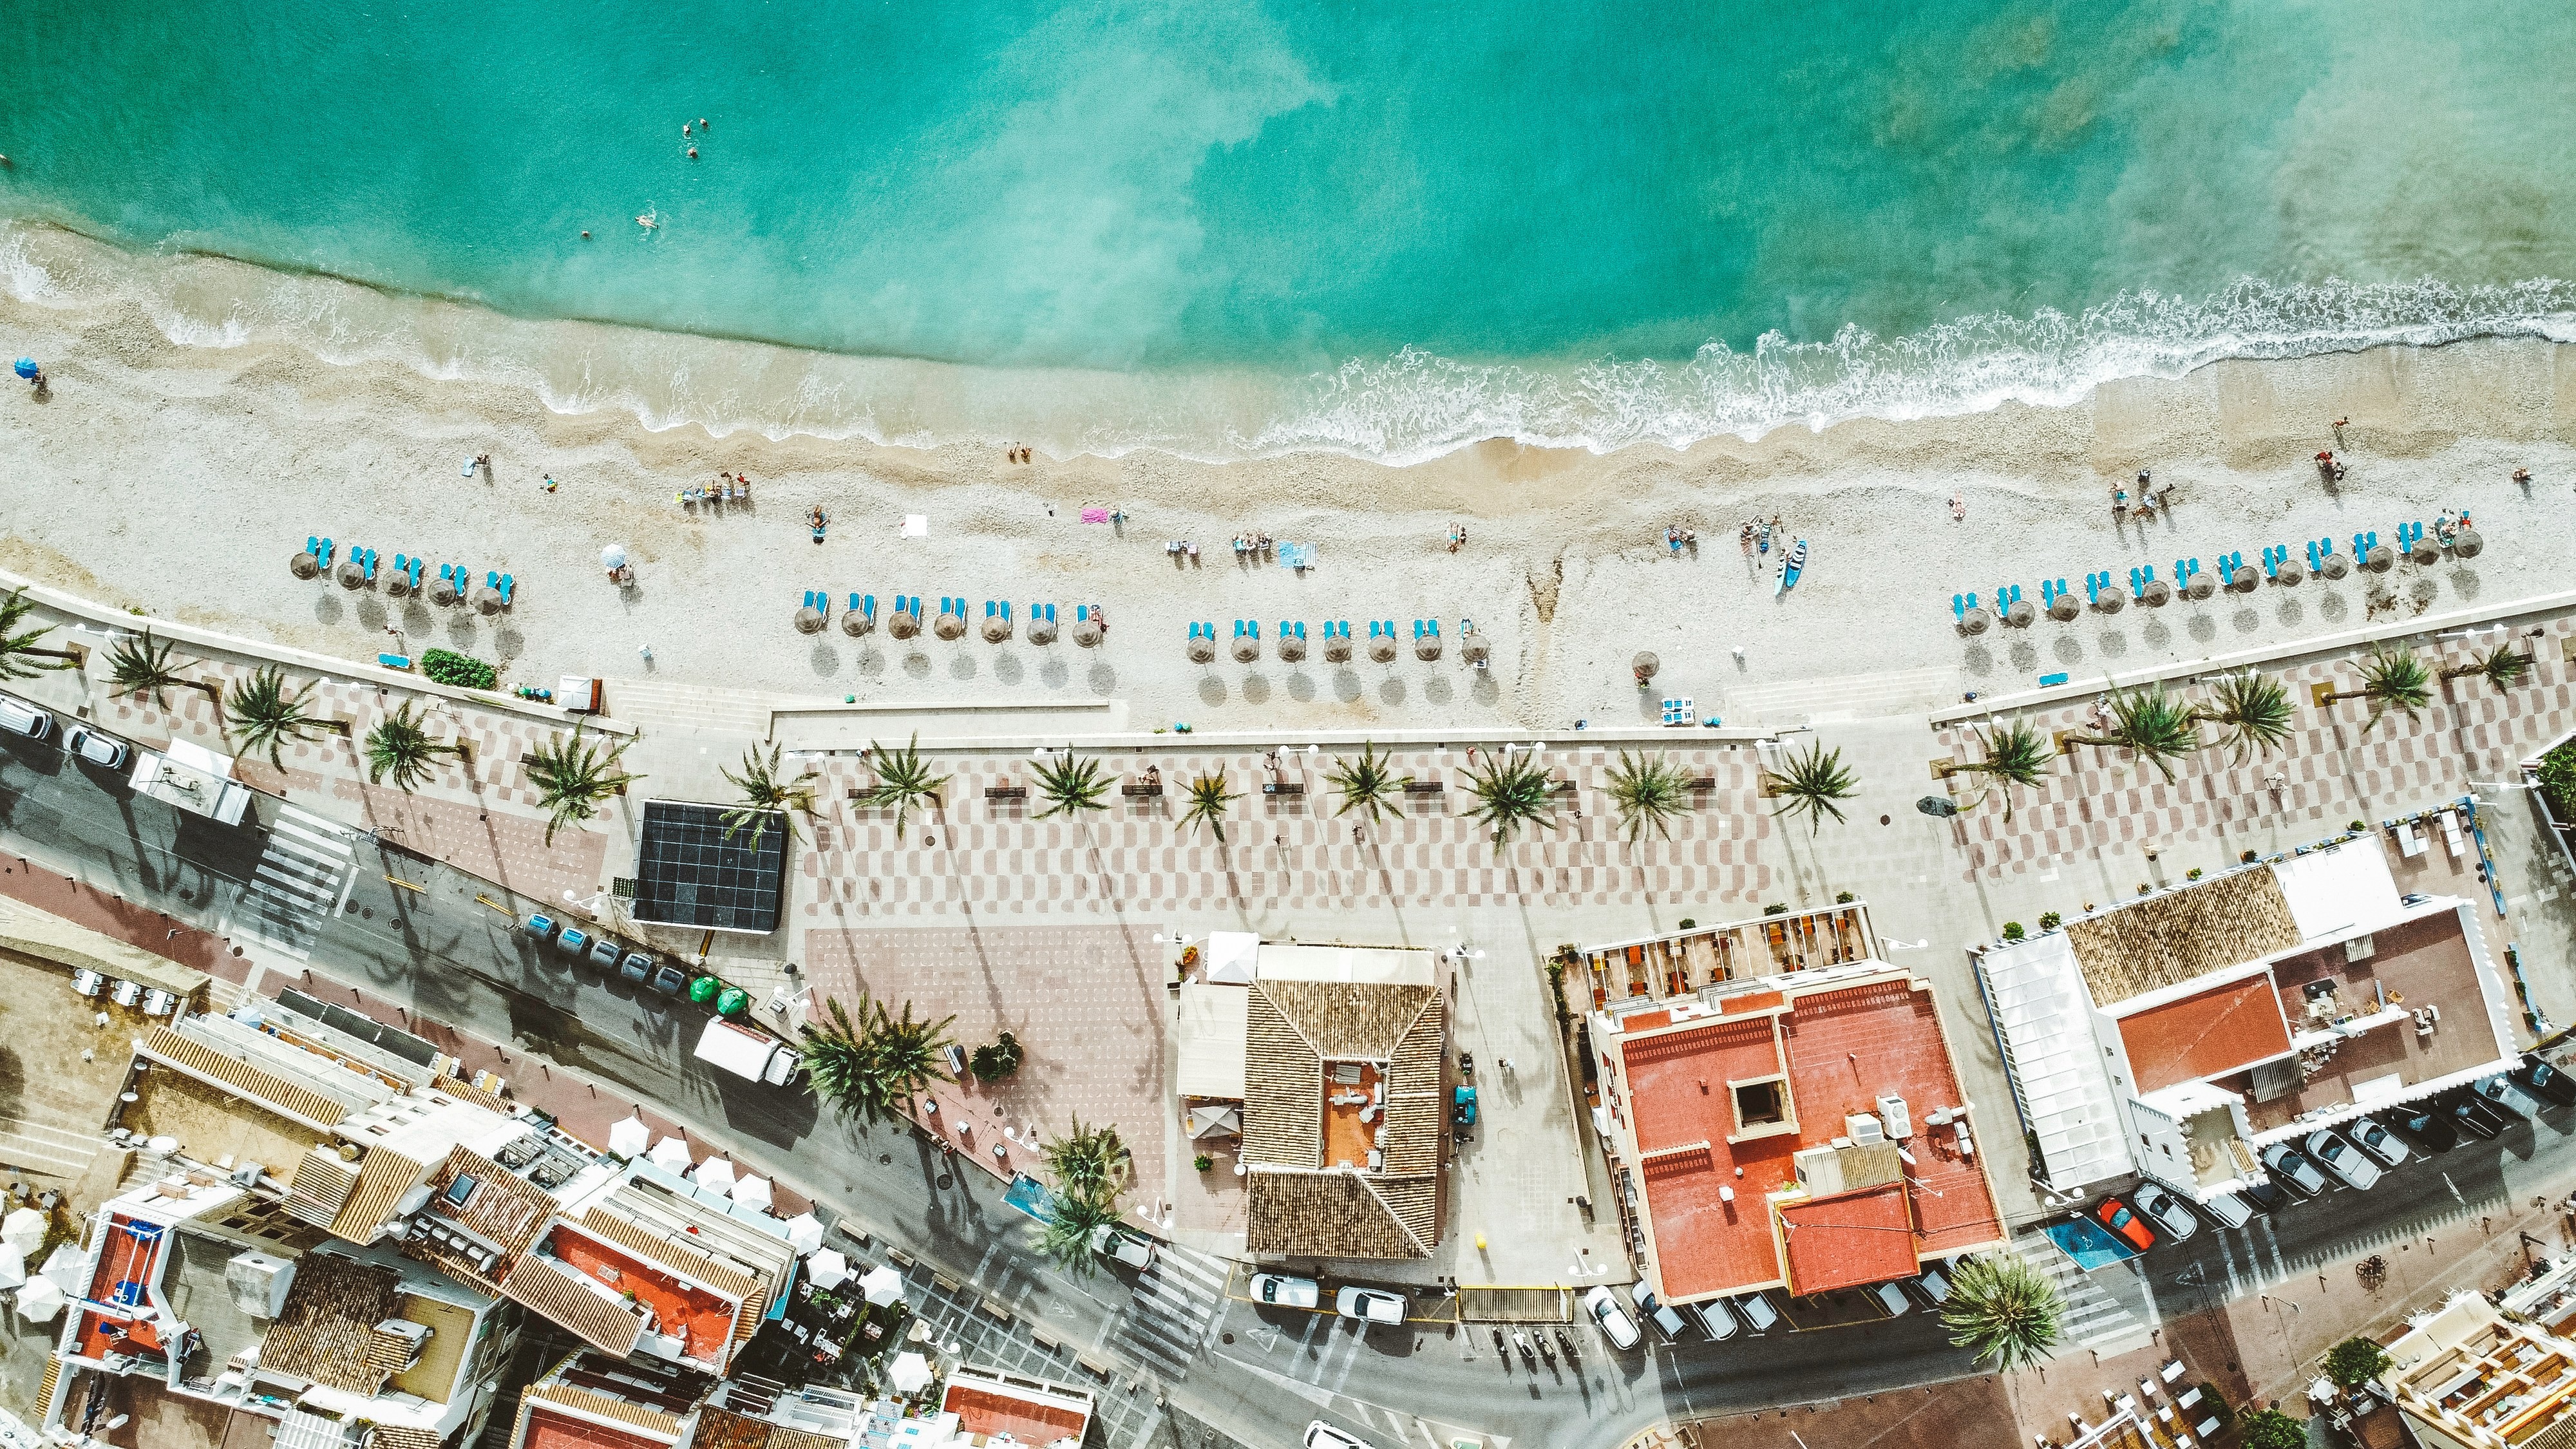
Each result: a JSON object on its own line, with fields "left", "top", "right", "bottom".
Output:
{"left": 6, "top": 728, "right": 2573, "bottom": 1449}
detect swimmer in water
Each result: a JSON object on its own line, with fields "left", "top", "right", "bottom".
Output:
{"left": 683, "top": 122, "right": 692, "bottom": 137}
{"left": 687, "top": 147, "right": 697, "bottom": 159}
{"left": 581, "top": 230, "right": 591, "bottom": 239}
{"left": 636, "top": 208, "right": 659, "bottom": 230}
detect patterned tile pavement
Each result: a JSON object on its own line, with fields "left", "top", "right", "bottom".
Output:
{"left": 1937, "top": 616, "right": 2576, "bottom": 881}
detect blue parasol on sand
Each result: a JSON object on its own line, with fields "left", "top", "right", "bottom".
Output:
{"left": 12, "top": 359, "right": 35, "bottom": 379}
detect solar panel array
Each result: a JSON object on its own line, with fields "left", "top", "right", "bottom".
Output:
{"left": 632, "top": 799, "right": 787, "bottom": 934}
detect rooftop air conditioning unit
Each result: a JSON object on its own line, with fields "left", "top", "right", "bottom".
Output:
{"left": 225, "top": 1251, "right": 296, "bottom": 1320}
{"left": 1875, "top": 1094, "right": 1912, "bottom": 1139}
{"left": 1845, "top": 1113, "right": 1886, "bottom": 1147}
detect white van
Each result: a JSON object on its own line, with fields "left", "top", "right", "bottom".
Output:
{"left": 693, "top": 1018, "right": 800, "bottom": 1085}
{"left": 0, "top": 696, "right": 52, "bottom": 741}
{"left": 2198, "top": 1188, "right": 2254, "bottom": 1229}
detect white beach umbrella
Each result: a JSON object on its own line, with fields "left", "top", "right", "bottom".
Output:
{"left": 807, "top": 1249, "right": 851, "bottom": 1289}
{"left": 887, "top": 1350, "right": 933, "bottom": 1394}
{"left": 859, "top": 1264, "right": 907, "bottom": 1307}
{"left": 0, "top": 1244, "right": 24, "bottom": 1291}
{"left": 783, "top": 1211, "right": 826, "bottom": 1255}
{"left": 14, "top": 1274, "right": 63, "bottom": 1323}
{"left": 730, "top": 1175, "right": 773, "bottom": 1212}
{"left": 0, "top": 1208, "right": 44, "bottom": 1256}
{"left": 607, "top": 1115, "right": 651, "bottom": 1159}
{"left": 648, "top": 1135, "right": 694, "bottom": 1173}
{"left": 695, "top": 1157, "right": 737, "bottom": 1195}
{"left": 600, "top": 544, "right": 629, "bottom": 571}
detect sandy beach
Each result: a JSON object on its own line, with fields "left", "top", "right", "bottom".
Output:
{"left": 3, "top": 275, "right": 2572, "bottom": 735}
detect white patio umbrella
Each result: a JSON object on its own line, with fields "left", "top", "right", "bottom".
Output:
{"left": 694, "top": 1157, "right": 737, "bottom": 1195}
{"left": 859, "top": 1264, "right": 906, "bottom": 1307}
{"left": 648, "top": 1135, "right": 694, "bottom": 1173}
{"left": 607, "top": 1115, "right": 651, "bottom": 1159}
{"left": 600, "top": 544, "right": 629, "bottom": 571}
{"left": 807, "top": 1249, "right": 851, "bottom": 1289}
{"left": 14, "top": 1274, "right": 63, "bottom": 1323}
{"left": 0, "top": 1208, "right": 44, "bottom": 1256}
{"left": 783, "top": 1211, "right": 826, "bottom": 1255}
{"left": 730, "top": 1175, "right": 773, "bottom": 1212}
{"left": 0, "top": 1244, "right": 24, "bottom": 1291}
{"left": 887, "top": 1350, "right": 933, "bottom": 1394}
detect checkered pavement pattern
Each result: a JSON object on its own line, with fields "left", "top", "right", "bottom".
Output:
{"left": 1937, "top": 618, "right": 2576, "bottom": 881}
{"left": 795, "top": 744, "right": 1777, "bottom": 919}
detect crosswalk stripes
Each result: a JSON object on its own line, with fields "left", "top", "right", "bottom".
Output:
{"left": 1111, "top": 1244, "right": 1233, "bottom": 1381}
{"left": 230, "top": 804, "right": 359, "bottom": 960}
{"left": 2014, "top": 1239, "right": 2151, "bottom": 1353}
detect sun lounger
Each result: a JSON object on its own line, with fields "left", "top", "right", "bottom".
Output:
{"left": 2160, "top": 1359, "right": 2186, "bottom": 1383}
{"left": 2174, "top": 1387, "right": 2201, "bottom": 1409}
{"left": 460, "top": 457, "right": 476, "bottom": 477}
{"left": 486, "top": 571, "right": 514, "bottom": 605}
{"left": 379, "top": 653, "right": 412, "bottom": 670}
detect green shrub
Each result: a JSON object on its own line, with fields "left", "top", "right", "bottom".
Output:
{"left": 1834, "top": 889, "right": 1856, "bottom": 904}
{"left": 1193, "top": 1153, "right": 1214, "bottom": 1172}
{"left": 2241, "top": 849, "right": 2259, "bottom": 863}
{"left": 2238, "top": 1408, "right": 2298, "bottom": 1449}
{"left": 2037, "top": 911, "right": 2061, "bottom": 931}
{"left": 1762, "top": 902, "right": 1788, "bottom": 916}
{"left": 2541, "top": 743, "right": 2576, "bottom": 823}
{"left": 969, "top": 1031, "right": 1023, "bottom": 1082}
{"left": 2348, "top": 819, "right": 2368, "bottom": 833}
{"left": 2001, "top": 922, "right": 2025, "bottom": 941}
{"left": 2324, "top": 1336, "right": 2392, "bottom": 1389}
{"left": 1677, "top": 918, "right": 1696, "bottom": 929}
{"left": 2186, "top": 867, "right": 2204, "bottom": 880}
{"left": 422, "top": 648, "right": 498, "bottom": 691}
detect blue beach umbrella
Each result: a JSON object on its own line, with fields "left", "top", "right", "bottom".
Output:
{"left": 11, "top": 359, "right": 34, "bottom": 379}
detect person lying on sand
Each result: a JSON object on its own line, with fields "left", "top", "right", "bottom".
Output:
{"left": 1948, "top": 493, "right": 1965, "bottom": 522}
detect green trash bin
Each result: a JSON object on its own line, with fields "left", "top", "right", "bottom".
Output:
{"left": 687, "top": 975, "right": 719, "bottom": 1004}
{"left": 715, "top": 987, "right": 750, "bottom": 1017}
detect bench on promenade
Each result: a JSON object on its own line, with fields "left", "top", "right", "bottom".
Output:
{"left": 1260, "top": 781, "right": 1305, "bottom": 797}
{"left": 1401, "top": 780, "right": 1444, "bottom": 796}
{"left": 1121, "top": 782, "right": 1164, "bottom": 797}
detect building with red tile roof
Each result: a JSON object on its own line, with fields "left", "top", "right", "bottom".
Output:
{"left": 1587, "top": 905, "right": 2007, "bottom": 1307}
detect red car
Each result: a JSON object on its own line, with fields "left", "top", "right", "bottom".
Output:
{"left": 2092, "top": 1196, "right": 2156, "bottom": 1253}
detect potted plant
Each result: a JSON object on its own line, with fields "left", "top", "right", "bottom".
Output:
{"left": 2186, "top": 867, "right": 2203, "bottom": 880}
{"left": 2038, "top": 911, "right": 2061, "bottom": 931}
{"left": 1193, "top": 1153, "right": 1215, "bottom": 1172}
{"left": 2001, "top": 922, "right": 2025, "bottom": 942}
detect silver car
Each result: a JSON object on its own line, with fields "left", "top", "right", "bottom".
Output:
{"left": 1249, "top": 1273, "right": 1320, "bottom": 1309}
{"left": 63, "top": 725, "right": 129, "bottom": 770}
{"left": 2131, "top": 1182, "right": 2199, "bottom": 1241}
{"left": 2345, "top": 1117, "right": 2410, "bottom": 1170}
{"left": 2261, "top": 1141, "right": 2330, "bottom": 1198}
{"left": 2304, "top": 1129, "right": 2381, "bottom": 1190}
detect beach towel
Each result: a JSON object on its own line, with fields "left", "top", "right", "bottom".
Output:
{"left": 460, "top": 459, "right": 476, "bottom": 477}
{"left": 1081, "top": 507, "right": 1110, "bottom": 524}
{"left": 1278, "top": 542, "right": 1315, "bottom": 569}
{"left": 902, "top": 515, "right": 929, "bottom": 538}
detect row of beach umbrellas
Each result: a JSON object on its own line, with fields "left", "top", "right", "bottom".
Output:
{"left": 1189, "top": 627, "right": 1488, "bottom": 666}
{"left": 799, "top": 601, "right": 1103, "bottom": 647}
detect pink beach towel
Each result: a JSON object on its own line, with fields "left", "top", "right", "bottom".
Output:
{"left": 1081, "top": 507, "right": 1110, "bottom": 524}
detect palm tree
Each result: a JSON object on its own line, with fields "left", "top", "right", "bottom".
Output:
{"left": 362, "top": 701, "right": 457, "bottom": 793}
{"left": 1934, "top": 722, "right": 2052, "bottom": 820}
{"left": 2061, "top": 686, "right": 2199, "bottom": 783}
{"left": 2191, "top": 670, "right": 2295, "bottom": 762}
{"left": 1042, "top": 1116, "right": 1135, "bottom": 1202}
{"left": 525, "top": 722, "right": 641, "bottom": 844}
{"left": 1604, "top": 750, "right": 1692, "bottom": 846}
{"left": 1763, "top": 741, "right": 1859, "bottom": 835}
{"left": 2442, "top": 641, "right": 2535, "bottom": 693}
{"left": 225, "top": 667, "right": 324, "bottom": 768}
{"left": 798, "top": 994, "right": 892, "bottom": 1123}
{"left": 1030, "top": 1189, "right": 1123, "bottom": 1279}
{"left": 1940, "top": 1254, "right": 2064, "bottom": 1371}
{"left": 2321, "top": 644, "right": 2433, "bottom": 733}
{"left": 1327, "top": 742, "right": 1412, "bottom": 825}
{"left": 1463, "top": 752, "right": 1558, "bottom": 854}
{"left": 102, "top": 630, "right": 196, "bottom": 708}
{"left": 720, "top": 742, "right": 820, "bottom": 847}
{"left": 0, "top": 587, "right": 82, "bottom": 682}
{"left": 1180, "top": 769, "right": 1240, "bottom": 843}
{"left": 1032, "top": 750, "right": 1110, "bottom": 820}
{"left": 869, "top": 998, "right": 958, "bottom": 1112}
{"left": 863, "top": 733, "right": 950, "bottom": 841}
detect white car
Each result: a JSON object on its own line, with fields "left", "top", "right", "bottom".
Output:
{"left": 2304, "top": 1129, "right": 2381, "bottom": 1190}
{"left": 1867, "top": 1281, "right": 1911, "bottom": 1318}
{"left": 2131, "top": 1182, "right": 2200, "bottom": 1241}
{"left": 2199, "top": 1189, "right": 2254, "bottom": 1229}
{"left": 1249, "top": 1273, "right": 1320, "bottom": 1309}
{"left": 1304, "top": 1423, "right": 1374, "bottom": 1449}
{"left": 2345, "top": 1117, "right": 2410, "bottom": 1170}
{"left": 1691, "top": 1298, "right": 1739, "bottom": 1340}
{"left": 1086, "top": 1224, "right": 1157, "bottom": 1270}
{"left": 1733, "top": 1291, "right": 1781, "bottom": 1332}
{"left": 1629, "top": 1280, "right": 1690, "bottom": 1341}
{"left": 1334, "top": 1285, "right": 1406, "bottom": 1326}
{"left": 63, "top": 725, "right": 129, "bottom": 770}
{"left": 1905, "top": 1264, "right": 1954, "bottom": 1307}
{"left": 0, "top": 696, "right": 50, "bottom": 741}
{"left": 1583, "top": 1285, "right": 1641, "bottom": 1350}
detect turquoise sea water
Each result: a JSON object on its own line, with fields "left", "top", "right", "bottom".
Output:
{"left": 5, "top": 1, "right": 2575, "bottom": 459}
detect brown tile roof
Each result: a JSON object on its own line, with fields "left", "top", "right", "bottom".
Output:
{"left": 1241, "top": 989, "right": 1323, "bottom": 1169}
{"left": 261, "top": 1252, "right": 404, "bottom": 1395}
{"left": 328, "top": 1147, "right": 426, "bottom": 1243}
{"left": 765, "top": 1430, "right": 842, "bottom": 1449}
{"left": 1244, "top": 1168, "right": 1433, "bottom": 1259}
{"left": 138, "top": 1024, "right": 348, "bottom": 1130}
{"left": 430, "top": 1146, "right": 556, "bottom": 1260}
{"left": 502, "top": 1255, "right": 648, "bottom": 1358}
{"left": 435, "top": 1077, "right": 513, "bottom": 1113}
{"left": 689, "top": 1406, "right": 770, "bottom": 1449}
{"left": 524, "top": 1380, "right": 681, "bottom": 1437}
{"left": 1379, "top": 998, "right": 1445, "bottom": 1176}
{"left": 1258, "top": 980, "right": 1437, "bottom": 1059}
{"left": 2067, "top": 867, "right": 2300, "bottom": 1006}
{"left": 284, "top": 1148, "right": 362, "bottom": 1229}
{"left": 368, "top": 1428, "right": 442, "bottom": 1449}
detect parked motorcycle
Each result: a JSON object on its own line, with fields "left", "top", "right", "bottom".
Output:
{"left": 1492, "top": 1327, "right": 1510, "bottom": 1369}
{"left": 1554, "top": 1326, "right": 1580, "bottom": 1362}
{"left": 1513, "top": 1331, "right": 1537, "bottom": 1370}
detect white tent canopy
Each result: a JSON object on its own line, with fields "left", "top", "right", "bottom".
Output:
{"left": 648, "top": 1135, "right": 694, "bottom": 1173}
{"left": 695, "top": 1157, "right": 737, "bottom": 1195}
{"left": 859, "top": 1264, "right": 907, "bottom": 1307}
{"left": 808, "top": 1249, "right": 850, "bottom": 1289}
{"left": 783, "top": 1212, "right": 826, "bottom": 1255}
{"left": 887, "top": 1350, "right": 933, "bottom": 1393}
{"left": 1, "top": 1208, "right": 45, "bottom": 1256}
{"left": 1202, "top": 931, "right": 1260, "bottom": 985}
{"left": 731, "top": 1175, "right": 773, "bottom": 1212}
{"left": 0, "top": 1244, "right": 23, "bottom": 1291}
{"left": 607, "top": 1116, "right": 651, "bottom": 1159}
{"left": 14, "top": 1274, "right": 62, "bottom": 1323}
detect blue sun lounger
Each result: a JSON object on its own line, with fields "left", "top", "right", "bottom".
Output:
{"left": 851, "top": 593, "right": 876, "bottom": 623}
{"left": 486, "top": 570, "right": 514, "bottom": 606}
{"left": 305, "top": 536, "right": 336, "bottom": 570}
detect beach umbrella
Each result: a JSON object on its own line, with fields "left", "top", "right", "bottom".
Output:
{"left": 731, "top": 1175, "right": 773, "bottom": 1212}
{"left": 289, "top": 551, "right": 320, "bottom": 580}
{"left": 2364, "top": 544, "right": 2394, "bottom": 572}
{"left": 1027, "top": 611, "right": 1057, "bottom": 645}
{"left": 842, "top": 607, "right": 873, "bottom": 637}
{"left": 337, "top": 560, "right": 367, "bottom": 591}
{"left": 1, "top": 1208, "right": 45, "bottom": 1256}
{"left": 2183, "top": 573, "right": 2217, "bottom": 601}
{"left": 1369, "top": 636, "right": 1396, "bottom": 663}
{"left": 0, "top": 1244, "right": 21, "bottom": 1291}
{"left": 383, "top": 570, "right": 411, "bottom": 600}
{"left": 808, "top": 1249, "right": 851, "bottom": 1289}
{"left": 859, "top": 1264, "right": 907, "bottom": 1307}
{"left": 796, "top": 605, "right": 826, "bottom": 634}
{"left": 12, "top": 359, "right": 35, "bottom": 380}
{"left": 2273, "top": 559, "right": 2304, "bottom": 586}
{"left": 1323, "top": 633, "right": 1351, "bottom": 663}
{"left": 14, "top": 1274, "right": 62, "bottom": 1323}
{"left": 1231, "top": 635, "right": 1258, "bottom": 663}
{"left": 429, "top": 574, "right": 460, "bottom": 606}
{"left": 607, "top": 1115, "right": 651, "bottom": 1159}
{"left": 1072, "top": 616, "right": 1102, "bottom": 647}
{"left": 889, "top": 611, "right": 920, "bottom": 639}
{"left": 1278, "top": 632, "right": 1307, "bottom": 663}
{"left": 648, "top": 1135, "right": 694, "bottom": 1173}
{"left": 2318, "top": 553, "right": 2351, "bottom": 580}
{"left": 600, "top": 544, "right": 629, "bottom": 572}
{"left": 784, "top": 1211, "right": 826, "bottom": 1255}
{"left": 2452, "top": 529, "right": 2482, "bottom": 559}
{"left": 934, "top": 612, "right": 966, "bottom": 641}
{"left": 695, "top": 1157, "right": 737, "bottom": 1195}
{"left": 981, "top": 614, "right": 1010, "bottom": 643}
{"left": 473, "top": 586, "right": 504, "bottom": 615}
{"left": 2407, "top": 536, "right": 2441, "bottom": 565}
{"left": 1632, "top": 651, "right": 1658, "bottom": 684}
{"left": 2091, "top": 589, "right": 2125, "bottom": 614}
{"left": 887, "top": 1350, "right": 933, "bottom": 1393}
{"left": 1414, "top": 634, "right": 1443, "bottom": 661}
{"left": 1956, "top": 607, "right": 1989, "bottom": 636}
{"left": 2138, "top": 578, "right": 2171, "bottom": 607}
{"left": 2002, "top": 596, "right": 2036, "bottom": 628}
{"left": 1459, "top": 636, "right": 1488, "bottom": 666}
{"left": 2048, "top": 592, "right": 2083, "bottom": 620}
{"left": 1187, "top": 634, "right": 1215, "bottom": 664}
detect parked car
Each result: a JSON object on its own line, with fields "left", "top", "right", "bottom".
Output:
{"left": 1336, "top": 1286, "right": 1406, "bottom": 1327}
{"left": 2392, "top": 1106, "right": 2459, "bottom": 1153}
{"left": 649, "top": 963, "right": 688, "bottom": 996}
{"left": 524, "top": 913, "right": 560, "bottom": 943}
{"left": 2346, "top": 1117, "right": 2410, "bottom": 1170}
{"left": 2261, "top": 1142, "right": 2331, "bottom": 1198}
{"left": 1733, "top": 1291, "right": 1781, "bottom": 1332}
{"left": 1867, "top": 1281, "right": 1911, "bottom": 1318}
{"left": 2517, "top": 1057, "right": 2576, "bottom": 1108}
{"left": 2199, "top": 1189, "right": 2255, "bottom": 1229}
{"left": 62, "top": 726, "right": 128, "bottom": 770}
{"left": 554, "top": 925, "right": 591, "bottom": 958}
{"left": 1088, "top": 1225, "right": 1157, "bottom": 1271}
{"left": 2305, "top": 1129, "right": 2381, "bottom": 1189}
{"left": 0, "top": 696, "right": 52, "bottom": 741}
{"left": 2131, "top": 1182, "right": 2199, "bottom": 1240}
{"left": 2235, "top": 1177, "right": 2288, "bottom": 1215}
{"left": 2092, "top": 1195, "right": 2156, "bottom": 1253}
{"left": 1691, "top": 1298, "right": 1740, "bottom": 1340}
{"left": 1906, "top": 1263, "right": 1955, "bottom": 1307}
{"left": 1250, "top": 1274, "right": 1320, "bottom": 1309}
{"left": 1629, "top": 1282, "right": 1690, "bottom": 1341}
{"left": 2478, "top": 1074, "right": 2544, "bottom": 1121}
{"left": 2448, "top": 1092, "right": 2508, "bottom": 1140}
{"left": 1584, "top": 1285, "right": 1641, "bottom": 1350}
{"left": 1303, "top": 1425, "right": 1373, "bottom": 1449}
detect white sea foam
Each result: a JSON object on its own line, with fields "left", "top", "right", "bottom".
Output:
{"left": 8, "top": 222, "right": 2573, "bottom": 466}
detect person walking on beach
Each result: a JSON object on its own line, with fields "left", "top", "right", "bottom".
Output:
{"left": 1739, "top": 521, "right": 1755, "bottom": 557}
{"left": 1948, "top": 493, "right": 1965, "bottom": 522}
